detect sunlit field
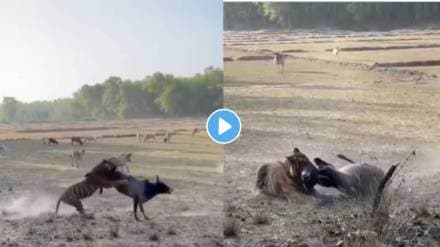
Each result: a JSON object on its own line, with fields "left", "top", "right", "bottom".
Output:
{"left": 0, "top": 118, "right": 223, "bottom": 246}
{"left": 224, "top": 30, "right": 440, "bottom": 246}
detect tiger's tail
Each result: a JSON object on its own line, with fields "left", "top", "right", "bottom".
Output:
{"left": 55, "top": 196, "right": 62, "bottom": 214}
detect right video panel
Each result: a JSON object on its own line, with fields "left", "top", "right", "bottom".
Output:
{"left": 223, "top": 2, "right": 440, "bottom": 246}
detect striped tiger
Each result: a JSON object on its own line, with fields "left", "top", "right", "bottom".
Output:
{"left": 55, "top": 160, "right": 128, "bottom": 215}
{"left": 88, "top": 153, "right": 132, "bottom": 194}
{"left": 90, "top": 153, "right": 132, "bottom": 174}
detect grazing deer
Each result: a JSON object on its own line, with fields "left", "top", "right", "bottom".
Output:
{"left": 163, "top": 132, "right": 170, "bottom": 143}
{"left": 163, "top": 132, "right": 177, "bottom": 143}
{"left": 70, "top": 150, "right": 86, "bottom": 168}
{"left": 71, "top": 136, "right": 84, "bottom": 146}
{"left": 0, "top": 145, "right": 6, "bottom": 156}
{"left": 333, "top": 47, "right": 339, "bottom": 57}
{"left": 83, "top": 136, "right": 97, "bottom": 143}
{"left": 369, "top": 62, "right": 378, "bottom": 70}
{"left": 142, "top": 134, "right": 156, "bottom": 143}
{"left": 273, "top": 52, "right": 285, "bottom": 73}
{"left": 192, "top": 128, "right": 200, "bottom": 136}
{"left": 48, "top": 138, "right": 59, "bottom": 146}
{"left": 136, "top": 132, "right": 144, "bottom": 143}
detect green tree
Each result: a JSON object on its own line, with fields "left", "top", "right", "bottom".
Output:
{"left": 1, "top": 97, "right": 19, "bottom": 122}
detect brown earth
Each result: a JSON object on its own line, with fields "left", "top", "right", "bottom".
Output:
{"left": 0, "top": 118, "right": 223, "bottom": 247}
{"left": 223, "top": 30, "right": 440, "bottom": 247}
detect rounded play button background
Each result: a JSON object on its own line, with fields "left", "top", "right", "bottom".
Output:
{"left": 206, "top": 108, "right": 241, "bottom": 144}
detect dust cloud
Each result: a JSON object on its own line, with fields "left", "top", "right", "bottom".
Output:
{"left": 0, "top": 192, "right": 59, "bottom": 219}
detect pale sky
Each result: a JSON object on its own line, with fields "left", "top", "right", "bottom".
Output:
{"left": 0, "top": 0, "right": 222, "bottom": 102}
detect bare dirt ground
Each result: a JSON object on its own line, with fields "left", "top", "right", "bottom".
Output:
{"left": 224, "top": 30, "right": 440, "bottom": 246}
{"left": 0, "top": 118, "right": 223, "bottom": 247}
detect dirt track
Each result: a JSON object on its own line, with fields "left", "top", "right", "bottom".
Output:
{"left": 224, "top": 30, "right": 440, "bottom": 246}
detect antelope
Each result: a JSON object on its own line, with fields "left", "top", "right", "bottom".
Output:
{"left": 273, "top": 52, "right": 285, "bottom": 73}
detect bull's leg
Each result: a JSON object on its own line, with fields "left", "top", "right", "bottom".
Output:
{"left": 133, "top": 197, "right": 140, "bottom": 221}
{"left": 314, "top": 157, "right": 335, "bottom": 168}
{"left": 139, "top": 202, "right": 150, "bottom": 220}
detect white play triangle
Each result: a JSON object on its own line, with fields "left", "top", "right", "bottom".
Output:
{"left": 218, "top": 117, "right": 231, "bottom": 135}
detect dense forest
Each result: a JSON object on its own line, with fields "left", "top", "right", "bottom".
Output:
{"left": 224, "top": 3, "right": 440, "bottom": 30}
{"left": 0, "top": 67, "right": 222, "bottom": 123}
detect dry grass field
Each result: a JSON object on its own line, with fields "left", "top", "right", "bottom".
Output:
{"left": 0, "top": 118, "right": 223, "bottom": 246}
{"left": 224, "top": 30, "right": 440, "bottom": 246}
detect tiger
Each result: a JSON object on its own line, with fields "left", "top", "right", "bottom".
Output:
{"left": 98, "top": 152, "right": 132, "bottom": 174}
{"left": 256, "top": 148, "right": 320, "bottom": 203}
{"left": 87, "top": 153, "right": 132, "bottom": 194}
{"left": 55, "top": 159, "right": 128, "bottom": 215}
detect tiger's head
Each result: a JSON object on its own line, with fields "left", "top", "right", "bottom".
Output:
{"left": 285, "top": 147, "right": 319, "bottom": 194}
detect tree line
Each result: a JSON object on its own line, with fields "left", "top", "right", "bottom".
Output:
{"left": 225, "top": 3, "right": 440, "bottom": 30}
{"left": 0, "top": 67, "right": 223, "bottom": 123}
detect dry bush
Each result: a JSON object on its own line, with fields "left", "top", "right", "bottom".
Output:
{"left": 149, "top": 233, "right": 159, "bottom": 241}
{"left": 252, "top": 212, "right": 270, "bottom": 225}
{"left": 110, "top": 224, "right": 120, "bottom": 238}
{"left": 224, "top": 218, "right": 240, "bottom": 238}
{"left": 339, "top": 152, "right": 416, "bottom": 247}
{"left": 167, "top": 228, "right": 177, "bottom": 235}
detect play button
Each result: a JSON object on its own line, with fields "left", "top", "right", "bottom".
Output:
{"left": 218, "top": 118, "right": 231, "bottom": 135}
{"left": 206, "top": 108, "right": 241, "bottom": 144}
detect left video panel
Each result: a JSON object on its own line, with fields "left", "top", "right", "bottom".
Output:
{"left": 0, "top": 1, "right": 223, "bottom": 246}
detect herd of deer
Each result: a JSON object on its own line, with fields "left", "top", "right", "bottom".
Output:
{"left": 35, "top": 128, "right": 203, "bottom": 168}
{"left": 0, "top": 127, "right": 203, "bottom": 169}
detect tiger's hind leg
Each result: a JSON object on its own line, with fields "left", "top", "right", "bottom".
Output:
{"left": 56, "top": 197, "right": 85, "bottom": 216}
{"left": 64, "top": 197, "right": 85, "bottom": 215}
